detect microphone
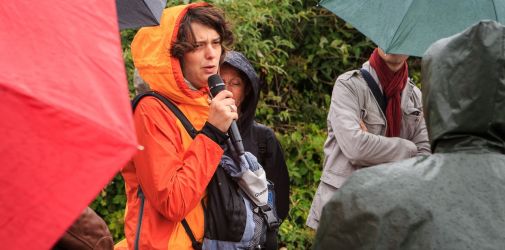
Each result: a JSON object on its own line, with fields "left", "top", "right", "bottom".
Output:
{"left": 208, "top": 74, "right": 245, "bottom": 156}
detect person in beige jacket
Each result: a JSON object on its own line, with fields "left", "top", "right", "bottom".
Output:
{"left": 307, "top": 47, "right": 430, "bottom": 229}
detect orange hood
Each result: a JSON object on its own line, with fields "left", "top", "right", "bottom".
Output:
{"left": 131, "top": 2, "right": 210, "bottom": 125}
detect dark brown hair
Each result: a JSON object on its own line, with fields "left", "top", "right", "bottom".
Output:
{"left": 170, "top": 5, "right": 234, "bottom": 63}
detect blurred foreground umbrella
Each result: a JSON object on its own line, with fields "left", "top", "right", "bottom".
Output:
{"left": 116, "top": 0, "right": 167, "bottom": 30}
{"left": 320, "top": 0, "right": 505, "bottom": 56}
{"left": 0, "top": 1, "right": 137, "bottom": 249}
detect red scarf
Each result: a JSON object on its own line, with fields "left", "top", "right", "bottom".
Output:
{"left": 369, "top": 48, "right": 408, "bottom": 137}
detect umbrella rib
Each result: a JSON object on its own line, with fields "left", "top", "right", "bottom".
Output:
{"left": 142, "top": 0, "right": 158, "bottom": 22}
{"left": 3, "top": 85, "right": 135, "bottom": 147}
{"left": 491, "top": 0, "right": 498, "bottom": 21}
{"left": 387, "top": 0, "right": 415, "bottom": 54}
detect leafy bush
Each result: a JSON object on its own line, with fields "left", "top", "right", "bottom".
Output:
{"left": 90, "top": 175, "right": 127, "bottom": 240}
{"left": 276, "top": 123, "right": 326, "bottom": 248}
{"left": 212, "top": 1, "right": 373, "bottom": 247}
{"left": 92, "top": 0, "right": 421, "bottom": 247}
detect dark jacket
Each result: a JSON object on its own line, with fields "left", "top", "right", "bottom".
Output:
{"left": 223, "top": 51, "right": 290, "bottom": 221}
{"left": 314, "top": 20, "right": 505, "bottom": 250}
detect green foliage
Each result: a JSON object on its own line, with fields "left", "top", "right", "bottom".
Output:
{"left": 92, "top": 0, "right": 422, "bottom": 247}
{"left": 120, "top": 29, "right": 138, "bottom": 97}
{"left": 90, "top": 175, "right": 126, "bottom": 241}
{"left": 276, "top": 124, "right": 326, "bottom": 248}
{"left": 214, "top": 0, "right": 374, "bottom": 131}
{"left": 408, "top": 57, "right": 423, "bottom": 88}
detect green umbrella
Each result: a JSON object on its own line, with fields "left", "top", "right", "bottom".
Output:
{"left": 320, "top": 0, "right": 505, "bottom": 56}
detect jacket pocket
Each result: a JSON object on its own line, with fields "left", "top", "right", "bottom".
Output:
{"left": 402, "top": 107, "right": 422, "bottom": 139}
{"left": 361, "top": 108, "right": 385, "bottom": 135}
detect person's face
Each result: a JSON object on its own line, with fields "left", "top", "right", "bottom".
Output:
{"left": 377, "top": 48, "right": 409, "bottom": 72}
{"left": 220, "top": 64, "right": 246, "bottom": 108}
{"left": 182, "top": 22, "right": 222, "bottom": 89}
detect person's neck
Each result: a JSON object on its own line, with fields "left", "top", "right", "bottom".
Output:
{"left": 184, "top": 78, "right": 198, "bottom": 91}
{"left": 386, "top": 62, "right": 405, "bottom": 72}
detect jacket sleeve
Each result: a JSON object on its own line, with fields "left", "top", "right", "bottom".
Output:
{"left": 410, "top": 87, "right": 431, "bottom": 155}
{"left": 263, "top": 127, "right": 290, "bottom": 222}
{"left": 412, "top": 116, "right": 431, "bottom": 155}
{"left": 330, "top": 78, "right": 417, "bottom": 166}
{"left": 132, "top": 98, "right": 223, "bottom": 221}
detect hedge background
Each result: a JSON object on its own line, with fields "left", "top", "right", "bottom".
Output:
{"left": 91, "top": 0, "right": 421, "bottom": 248}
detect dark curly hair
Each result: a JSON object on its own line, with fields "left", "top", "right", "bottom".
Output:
{"left": 170, "top": 5, "right": 234, "bottom": 64}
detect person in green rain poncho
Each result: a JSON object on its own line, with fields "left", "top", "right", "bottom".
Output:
{"left": 314, "top": 20, "right": 505, "bottom": 250}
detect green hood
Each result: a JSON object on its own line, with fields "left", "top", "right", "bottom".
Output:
{"left": 422, "top": 20, "right": 505, "bottom": 153}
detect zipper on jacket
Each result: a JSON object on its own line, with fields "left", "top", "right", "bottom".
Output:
{"left": 134, "top": 187, "right": 145, "bottom": 250}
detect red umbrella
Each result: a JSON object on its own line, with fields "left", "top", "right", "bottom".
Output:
{"left": 0, "top": 1, "right": 137, "bottom": 249}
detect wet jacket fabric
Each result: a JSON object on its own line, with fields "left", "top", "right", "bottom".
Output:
{"left": 314, "top": 20, "right": 505, "bottom": 250}
{"left": 121, "top": 3, "right": 225, "bottom": 250}
{"left": 307, "top": 61, "right": 430, "bottom": 229}
{"left": 223, "top": 52, "right": 290, "bottom": 222}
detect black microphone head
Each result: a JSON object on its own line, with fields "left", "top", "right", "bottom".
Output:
{"left": 208, "top": 74, "right": 226, "bottom": 98}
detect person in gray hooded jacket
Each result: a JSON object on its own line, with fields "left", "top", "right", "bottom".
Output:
{"left": 220, "top": 51, "right": 290, "bottom": 223}
{"left": 313, "top": 20, "right": 505, "bottom": 250}
{"left": 307, "top": 46, "right": 431, "bottom": 229}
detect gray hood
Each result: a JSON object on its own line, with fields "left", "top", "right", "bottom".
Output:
{"left": 422, "top": 20, "right": 505, "bottom": 153}
{"left": 223, "top": 51, "right": 260, "bottom": 134}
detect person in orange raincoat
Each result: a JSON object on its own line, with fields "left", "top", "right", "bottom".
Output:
{"left": 120, "top": 3, "right": 236, "bottom": 249}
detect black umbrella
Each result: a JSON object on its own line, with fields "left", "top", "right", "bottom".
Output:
{"left": 116, "top": 0, "right": 166, "bottom": 30}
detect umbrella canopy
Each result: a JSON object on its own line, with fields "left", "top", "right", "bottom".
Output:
{"left": 0, "top": 1, "right": 137, "bottom": 249}
{"left": 320, "top": 0, "right": 505, "bottom": 56}
{"left": 116, "top": 0, "right": 167, "bottom": 30}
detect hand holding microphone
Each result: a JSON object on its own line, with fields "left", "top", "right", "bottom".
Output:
{"left": 208, "top": 74, "right": 245, "bottom": 156}
{"left": 206, "top": 74, "right": 238, "bottom": 131}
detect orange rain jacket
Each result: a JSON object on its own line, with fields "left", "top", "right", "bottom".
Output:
{"left": 121, "top": 3, "right": 223, "bottom": 249}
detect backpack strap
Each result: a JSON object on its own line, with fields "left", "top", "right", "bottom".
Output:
{"left": 254, "top": 125, "right": 280, "bottom": 249}
{"left": 254, "top": 204, "right": 280, "bottom": 250}
{"left": 132, "top": 91, "right": 198, "bottom": 138}
{"left": 255, "top": 124, "right": 268, "bottom": 167}
{"left": 132, "top": 91, "right": 201, "bottom": 249}
{"left": 181, "top": 219, "right": 202, "bottom": 250}
{"left": 257, "top": 205, "right": 280, "bottom": 231}
{"left": 359, "top": 69, "right": 387, "bottom": 116}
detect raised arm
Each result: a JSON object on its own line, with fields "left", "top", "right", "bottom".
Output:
{"left": 133, "top": 97, "right": 226, "bottom": 221}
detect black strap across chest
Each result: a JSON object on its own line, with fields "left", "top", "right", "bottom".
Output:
{"left": 360, "top": 68, "right": 387, "bottom": 116}
{"left": 132, "top": 91, "right": 201, "bottom": 250}
{"left": 132, "top": 91, "right": 198, "bottom": 138}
